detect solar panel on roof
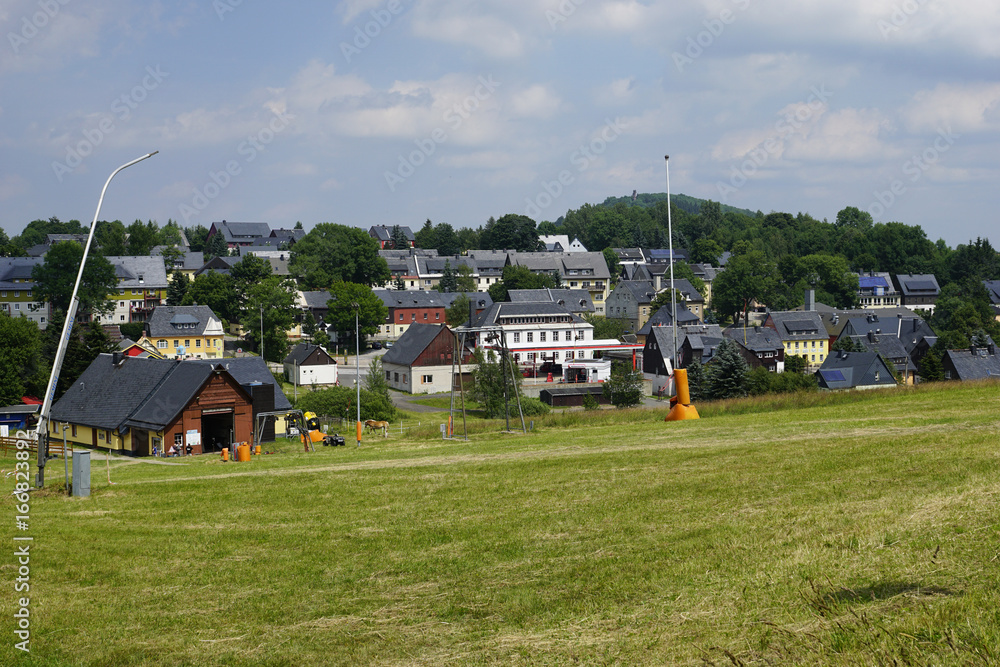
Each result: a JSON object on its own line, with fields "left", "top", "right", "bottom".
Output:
{"left": 819, "top": 369, "right": 846, "bottom": 383}
{"left": 858, "top": 276, "right": 888, "bottom": 288}
{"left": 904, "top": 280, "right": 937, "bottom": 291}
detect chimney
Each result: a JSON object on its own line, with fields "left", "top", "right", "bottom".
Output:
{"left": 804, "top": 289, "right": 815, "bottom": 312}
{"left": 112, "top": 351, "right": 122, "bottom": 366}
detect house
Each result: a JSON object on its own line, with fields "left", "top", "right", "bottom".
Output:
{"left": 49, "top": 353, "right": 255, "bottom": 456}
{"left": 369, "top": 225, "right": 415, "bottom": 249}
{"left": 763, "top": 310, "right": 829, "bottom": 370}
{"left": 984, "top": 280, "right": 1000, "bottom": 321}
{"left": 724, "top": 325, "right": 785, "bottom": 372}
{"left": 207, "top": 220, "right": 272, "bottom": 249}
{"left": 283, "top": 343, "right": 338, "bottom": 387}
{"left": 840, "top": 330, "right": 916, "bottom": 384}
{"left": 642, "top": 326, "right": 677, "bottom": 396}
{"left": 470, "top": 300, "right": 632, "bottom": 368}
{"left": 142, "top": 305, "right": 225, "bottom": 359}
{"left": 539, "top": 386, "right": 611, "bottom": 407}
{"left": 412, "top": 254, "right": 477, "bottom": 291}
{"left": 267, "top": 227, "right": 306, "bottom": 247}
{"left": 195, "top": 255, "right": 240, "bottom": 277}
{"left": 0, "top": 257, "right": 47, "bottom": 329}
{"left": 636, "top": 304, "right": 701, "bottom": 346}
{"left": 507, "top": 251, "right": 612, "bottom": 314}
{"left": 539, "top": 235, "right": 587, "bottom": 252}
{"left": 856, "top": 272, "right": 901, "bottom": 309}
{"left": 605, "top": 280, "right": 657, "bottom": 332}
{"left": 191, "top": 356, "right": 294, "bottom": 441}
{"left": 381, "top": 323, "right": 465, "bottom": 394}
{"left": 815, "top": 350, "right": 897, "bottom": 390}
{"left": 117, "top": 337, "right": 164, "bottom": 359}
{"left": 151, "top": 246, "right": 205, "bottom": 281}
{"left": 465, "top": 249, "right": 508, "bottom": 291}
{"left": 374, "top": 289, "right": 450, "bottom": 339}
{"left": 0, "top": 404, "right": 40, "bottom": 432}
{"left": 941, "top": 344, "right": 1000, "bottom": 381}
{"left": 895, "top": 274, "right": 940, "bottom": 313}
{"left": 98, "top": 255, "right": 169, "bottom": 326}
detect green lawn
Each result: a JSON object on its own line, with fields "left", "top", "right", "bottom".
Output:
{"left": 3, "top": 381, "right": 1000, "bottom": 665}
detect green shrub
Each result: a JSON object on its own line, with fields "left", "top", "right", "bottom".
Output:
{"left": 582, "top": 394, "right": 600, "bottom": 411}
{"left": 519, "top": 396, "right": 550, "bottom": 416}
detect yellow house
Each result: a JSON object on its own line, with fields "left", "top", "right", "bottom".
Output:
{"left": 141, "top": 305, "right": 225, "bottom": 359}
{"left": 764, "top": 311, "right": 830, "bottom": 370}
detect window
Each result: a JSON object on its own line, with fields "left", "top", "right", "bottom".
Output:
{"left": 174, "top": 340, "right": 181, "bottom": 348}
{"left": 185, "top": 340, "right": 190, "bottom": 347}
{"left": 26, "top": 289, "right": 31, "bottom": 297}
{"left": 811, "top": 355, "right": 815, "bottom": 361}
{"left": 402, "top": 374, "right": 407, "bottom": 383}
{"left": 399, "top": 314, "right": 404, "bottom": 321}
{"left": 539, "top": 332, "right": 546, "bottom": 342}
{"left": 423, "top": 313, "right": 427, "bottom": 320}
{"left": 119, "top": 302, "right": 125, "bottom": 307}
{"left": 394, "top": 372, "right": 399, "bottom": 382}
{"left": 527, "top": 352, "right": 535, "bottom": 361}
{"left": 13, "top": 303, "right": 19, "bottom": 311}
{"left": 566, "top": 330, "right": 572, "bottom": 340}
{"left": 99, "top": 431, "right": 105, "bottom": 441}
{"left": 411, "top": 314, "right": 416, "bottom": 321}
{"left": 106, "top": 430, "right": 112, "bottom": 442}
{"left": 120, "top": 315, "right": 126, "bottom": 321}
{"left": 513, "top": 332, "right": 520, "bottom": 343}
{"left": 175, "top": 433, "right": 183, "bottom": 446}
{"left": 13, "top": 291, "right": 19, "bottom": 297}
{"left": 435, "top": 313, "right": 440, "bottom": 320}
{"left": 566, "top": 351, "right": 574, "bottom": 360}
{"left": 422, "top": 375, "right": 433, "bottom": 384}
{"left": 0, "top": 291, "right": 4, "bottom": 297}
{"left": 527, "top": 332, "right": 533, "bottom": 343}
{"left": 553, "top": 351, "right": 559, "bottom": 360}
{"left": 385, "top": 371, "right": 391, "bottom": 380}
{"left": 72, "top": 424, "right": 77, "bottom": 437}
{"left": 513, "top": 353, "right": 520, "bottom": 362}
{"left": 553, "top": 331, "right": 559, "bottom": 342}
{"left": 196, "top": 339, "right": 201, "bottom": 348}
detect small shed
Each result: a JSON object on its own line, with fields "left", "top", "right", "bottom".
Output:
{"left": 539, "top": 386, "right": 611, "bottom": 408}
{"left": 283, "top": 343, "right": 338, "bottom": 387}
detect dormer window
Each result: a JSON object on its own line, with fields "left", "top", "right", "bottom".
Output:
{"left": 138, "top": 274, "right": 144, "bottom": 284}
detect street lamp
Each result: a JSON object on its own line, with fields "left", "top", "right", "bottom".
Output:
{"left": 352, "top": 302, "right": 361, "bottom": 447}
{"left": 665, "top": 155, "right": 678, "bottom": 374}
{"left": 36, "top": 151, "right": 158, "bottom": 488}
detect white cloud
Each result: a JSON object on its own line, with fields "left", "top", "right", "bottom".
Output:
{"left": 510, "top": 85, "right": 561, "bottom": 119}
{"left": 411, "top": 9, "right": 526, "bottom": 59}
{"left": 901, "top": 83, "right": 1000, "bottom": 133}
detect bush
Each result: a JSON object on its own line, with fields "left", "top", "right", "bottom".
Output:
{"left": 582, "top": 394, "right": 600, "bottom": 411}
{"left": 295, "top": 385, "right": 397, "bottom": 423}
{"left": 519, "top": 396, "right": 550, "bottom": 417}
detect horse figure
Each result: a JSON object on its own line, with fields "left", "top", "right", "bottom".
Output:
{"left": 364, "top": 419, "right": 389, "bottom": 437}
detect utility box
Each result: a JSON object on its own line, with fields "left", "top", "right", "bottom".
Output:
{"left": 72, "top": 451, "right": 91, "bottom": 497}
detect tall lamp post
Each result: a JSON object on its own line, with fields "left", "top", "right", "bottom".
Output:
{"left": 352, "top": 302, "right": 361, "bottom": 447}
{"left": 35, "top": 151, "right": 158, "bottom": 488}
{"left": 665, "top": 155, "right": 677, "bottom": 373}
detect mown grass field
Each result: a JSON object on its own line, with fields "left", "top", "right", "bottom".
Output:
{"left": 2, "top": 381, "right": 1000, "bottom": 665}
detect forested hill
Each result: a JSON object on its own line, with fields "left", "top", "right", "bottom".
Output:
{"left": 597, "top": 192, "right": 757, "bottom": 218}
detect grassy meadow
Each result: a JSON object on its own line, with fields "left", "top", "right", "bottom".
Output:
{"left": 2, "top": 381, "right": 1000, "bottom": 665}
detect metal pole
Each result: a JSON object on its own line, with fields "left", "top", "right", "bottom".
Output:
{"left": 260, "top": 304, "right": 264, "bottom": 362}
{"left": 35, "top": 151, "right": 158, "bottom": 488}
{"left": 354, "top": 304, "right": 361, "bottom": 447}
{"left": 665, "top": 155, "right": 677, "bottom": 372}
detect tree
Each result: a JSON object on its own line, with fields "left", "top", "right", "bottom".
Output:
{"left": 480, "top": 214, "right": 541, "bottom": 252}
{"left": 204, "top": 229, "right": 228, "bottom": 260}
{"left": 166, "top": 272, "right": 190, "bottom": 306}
{"left": 455, "top": 264, "right": 476, "bottom": 292}
{"left": 325, "top": 282, "right": 388, "bottom": 350}
{"left": 31, "top": 241, "right": 117, "bottom": 316}
{"left": 186, "top": 224, "right": 210, "bottom": 252}
{"left": 918, "top": 348, "right": 944, "bottom": 382}
{"left": 835, "top": 206, "right": 874, "bottom": 231}
{"left": 390, "top": 224, "right": 410, "bottom": 250}
{"left": 437, "top": 260, "right": 458, "bottom": 293}
{"left": 446, "top": 294, "right": 472, "bottom": 327}
{"left": 159, "top": 245, "right": 185, "bottom": 273}
{"left": 685, "top": 359, "right": 706, "bottom": 402}
{"left": 182, "top": 272, "right": 237, "bottom": 324}
{"left": 230, "top": 254, "right": 273, "bottom": 315}
{"left": 488, "top": 265, "right": 556, "bottom": 302}
{"left": 603, "top": 247, "right": 621, "bottom": 282}
{"left": 705, "top": 338, "right": 749, "bottom": 399}
{"left": 289, "top": 223, "right": 390, "bottom": 289}
{"left": 296, "top": 385, "right": 396, "bottom": 423}
{"left": 364, "top": 355, "right": 398, "bottom": 421}
{"left": 392, "top": 274, "right": 406, "bottom": 291}
{"left": 435, "top": 223, "right": 460, "bottom": 256}
{"left": 11, "top": 217, "right": 86, "bottom": 252}
{"left": 831, "top": 336, "right": 867, "bottom": 353}
{"left": 710, "top": 250, "right": 778, "bottom": 324}
{"left": 0, "top": 313, "right": 45, "bottom": 405}
{"left": 583, "top": 314, "right": 629, "bottom": 340}
{"left": 470, "top": 347, "right": 522, "bottom": 419}
{"left": 161, "top": 220, "right": 184, "bottom": 246}
{"left": 690, "top": 238, "right": 723, "bottom": 265}
{"left": 241, "top": 276, "right": 297, "bottom": 363}
{"left": 603, "top": 360, "right": 643, "bottom": 408}
{"left": 414, "top": 219, "right": 436, "bottom": 249}
{"left": 96, "top": 220, "right": 128, "bottom": 256}
{"left": 126, "top": 219, "right": 159, "bottom": 255}
{"left": 784, "top": 354, "right": 809, "bottom": 374}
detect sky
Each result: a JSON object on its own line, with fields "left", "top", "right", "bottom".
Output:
{"left": 1, "top": 0, "right": 998, "bottom": 247}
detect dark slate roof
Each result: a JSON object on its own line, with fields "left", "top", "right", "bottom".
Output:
{"left": 896, "top": 274, "right": 940, "bottom": 295}
{"left": 858, "top": 275, "right": 889, "bottom": 289}
{"left": 195, "top": 255, "right": 240, "bottom": 276}
{"left": 437, "top": 292, "right": 493, "bottom": 310}
{"left": 300, "top": 290, "right": 332, "bottom": 309}
{"left": 381, "top": 323, "right": 451, "bottom": 367}
{"left": 507, "top": 288, "right": 594, "bottom": 313}
{"left": 374, "top": 289, "right": 450, "bottom": 309}
{"left": 815, "top": 351, "right": 896, "bottom": 389}
{"left": 637, "top": 304, "right": 700, "bottom": 334}
{"left": 614, "top": 248, "right": 645, "bottom": 262}
{"left": 724, "top": 326, "right": 784, "bottom": 352}
{"left": 0, "top": 257, "right": 43, "bottom": 285}
{"left": 214, "top": 221, "right": 272, "bottom": 242}
{"left": 943, "top": 348, "right": 1000, "bottom": 381}
{"left": 51, "top": 355, "right": 220, "bottom": 432}
{"left": 616, "top": 280, "right": 657, "bottom": 303}
{"left": 984, "top": 280, "right": 1000, "bottom": 306}
{"left": 283, "top": 343, "right": 334, "bottom": 368}
{"left": 472, "top": 301, "right": 585, "bottom": 327}
{"left": 190, "top": 356, "right": 292, "bottom": 410}
{"left": 147, "top": 305, "right": 222, "bottom": 337}
{"left": 767, "top": 311, "right": 826, "bottom": 341}
{"left": 369, "top": 225, "right": 415, "bottom": 242}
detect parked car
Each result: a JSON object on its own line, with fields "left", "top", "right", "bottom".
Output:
{"left": 384, "top": 341, "right": 394, "bottom": 348}
{"left": 371, "top": 341, "right": 382, "bottom": 350}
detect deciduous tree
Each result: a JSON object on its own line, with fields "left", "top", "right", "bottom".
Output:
{"left": 289, "top": 223, "right": 389, "bottom": 289}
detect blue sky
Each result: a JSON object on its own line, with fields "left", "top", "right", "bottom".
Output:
{"left": 1, "top": 0, "right": 998, "bottom": 247}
